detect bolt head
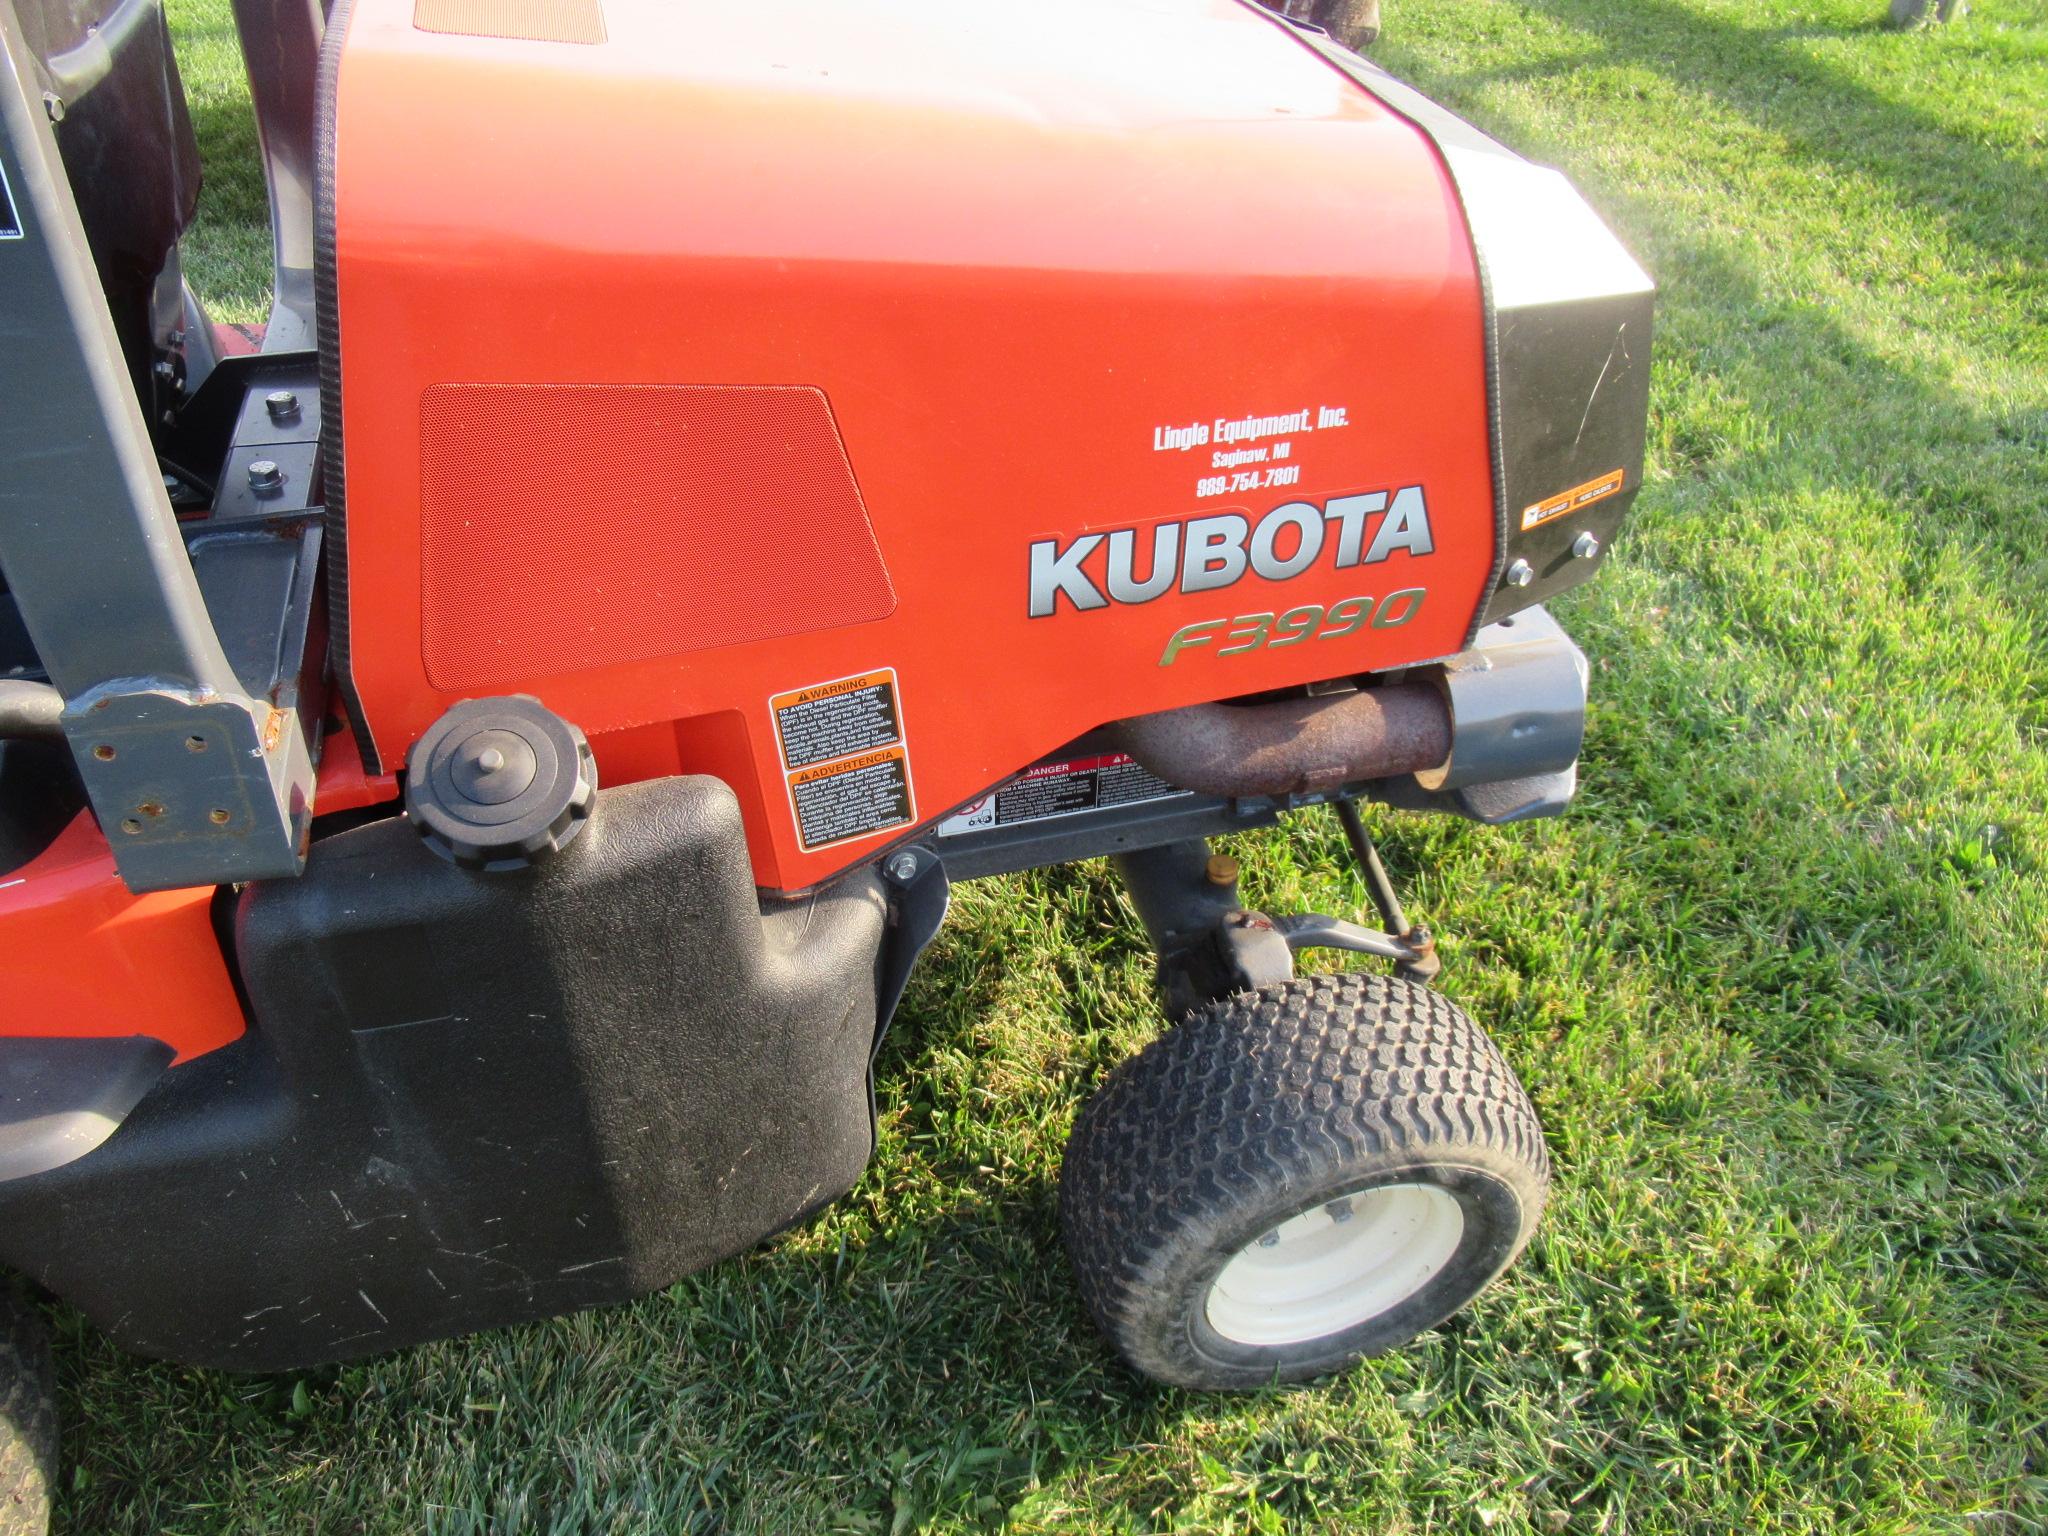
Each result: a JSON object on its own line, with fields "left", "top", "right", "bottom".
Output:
{"left": 265, "top": 389, "right": 301, "bottom": 423}
{"left": 1572, "top": 531, "right": 1602, "bottom": 560}
{"left": 247, "top": 458, "right": 283, "bottom": 493}
{"left": 885, "top": 851, "right": 920, "bottom": 883}
{"left": 1204, "top": 852, "right": 1241, "bottom": 887}
{"left": 1504, "top": 557, "right": 1535, "bottom": 589}
{"left": 42, "top": 92, "right": 64, "bottom": 122}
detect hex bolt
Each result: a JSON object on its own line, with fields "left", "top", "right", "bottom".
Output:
{"left": 1257, "top": 1230, "right": 1280, "bottom": 1248}
{"left": 1204, "top": 852, "right": 1240, "bottom": 887}
{"left": 1325, "top": 1197, "right": 1354, "bottom": 1224}
{"left": 1572, "top": 531, "right": 1602, "bottom": 560}
{"left": 247, "top": 458, "right": 284, "bottom": 496}
{"left": 264, "top": 389, "right": 301, "bottom": 424}
{"left": 885, "top": 851, "right": 920, "bottom": 883}
{"left": 1504, "top": 557, "right": 1535, "bottom": 588}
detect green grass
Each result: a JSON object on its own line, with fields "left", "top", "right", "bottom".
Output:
{"left": 50, "top": 0, "right": 2048, "bottom": 1529}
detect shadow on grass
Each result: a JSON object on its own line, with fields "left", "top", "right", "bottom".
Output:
{"left": 46, "top": 1188, "right": 1379, "bottom": 1532}
{"left": 1493, "top": 0, "right": 2046, "bottom": 280}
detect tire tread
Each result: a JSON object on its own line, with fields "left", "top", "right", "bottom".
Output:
{"left": 1061, "top": 972, "right": 1547, "bottom": 1387}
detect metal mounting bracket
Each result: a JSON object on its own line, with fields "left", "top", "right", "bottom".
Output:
{"left": 0, "top": 2, "right": 312, "bottom": 891}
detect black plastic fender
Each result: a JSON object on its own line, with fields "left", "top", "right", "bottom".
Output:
{"left": 0, "top": 775, "right": 892, "bottom": 1371}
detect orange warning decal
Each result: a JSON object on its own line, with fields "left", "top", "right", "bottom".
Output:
{"left": 785, "top": 746, "right": 914, "bottom": 850}
{"left": 770, "top": 668, "right": 901, "bottom": 772}
{"left": 769, "top": 669, "right": 916, "bottom": 850}
{"left": 1521, "top": 467, "right": 1624, "bottom": 531}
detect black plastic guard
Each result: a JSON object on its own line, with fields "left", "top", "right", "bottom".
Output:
{"left": 0, "top": 776, "right": 888, "bottom": 1371}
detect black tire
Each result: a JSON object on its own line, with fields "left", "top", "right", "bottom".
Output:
{"left": 1061, "top": 973, "right": 1547, "bottom": 1390}
{"left": 0, "top": 1289, "right": 54, "bottom": 1536}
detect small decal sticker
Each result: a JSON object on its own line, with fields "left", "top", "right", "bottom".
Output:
{"left": 938, "top": 752, "right": 1189, "bottom": 837}
{"left": 1521, "top": 468, "right": 1624, "bottom": 531}
{"left": 0, "top": 154, "right": 22, "bottom": 240}
{"left": 771, "top": 669, "right": 901, "bottom": 771}
{"left": 770, "top": 669, "right": 917, "bottom": 851}
{"left": 787, "top": 747, "right": 914, "bottom": 851}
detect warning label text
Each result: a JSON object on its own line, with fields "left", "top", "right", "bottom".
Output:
{"left": 770, "top": 669, "right": 917, "bottom": 851}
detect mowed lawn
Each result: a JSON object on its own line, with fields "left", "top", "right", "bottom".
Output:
{"left": 46, "top": 1, "right": 2046, "bottom": 1531}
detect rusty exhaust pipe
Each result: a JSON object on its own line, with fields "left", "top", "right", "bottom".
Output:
{"left": 1108, "top": 683, "right": 1451, "bottom": 801}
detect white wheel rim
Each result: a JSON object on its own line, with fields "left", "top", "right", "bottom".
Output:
{"left": 1203, "top": 1182, "right": 1466, "bottom": 1348}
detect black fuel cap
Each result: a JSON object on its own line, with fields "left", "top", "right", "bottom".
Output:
{"left": 404, "top": 696, "right": 596, "bottom": 872}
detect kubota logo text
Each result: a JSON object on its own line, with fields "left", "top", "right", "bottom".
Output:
{"left": 1027, "top": 486, "right": 1433, "bottom": 619}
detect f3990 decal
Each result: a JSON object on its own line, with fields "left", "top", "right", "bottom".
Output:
{"left": 1027, "top": 485, "right": 1434, "bottom": 619}
{"left": 1159, "top": 588, "right": 1426, "bottom": 666}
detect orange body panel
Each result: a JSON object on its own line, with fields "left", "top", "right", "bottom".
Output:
{"left": 332, "top": 0, "right": 1494, "bottom": 890}
{"left": 312, "top": 721, "right": 399, "bottom": 813}
{"left": 0, "top": 814, "right": 244, "bottom": 1064}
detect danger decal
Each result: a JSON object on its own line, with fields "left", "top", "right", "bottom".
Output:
{"left": 771, "top": 670, "right": 917, "bottom": 850}
{"left": 938, "top": 752, "right": 1189, "bottom": 837}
